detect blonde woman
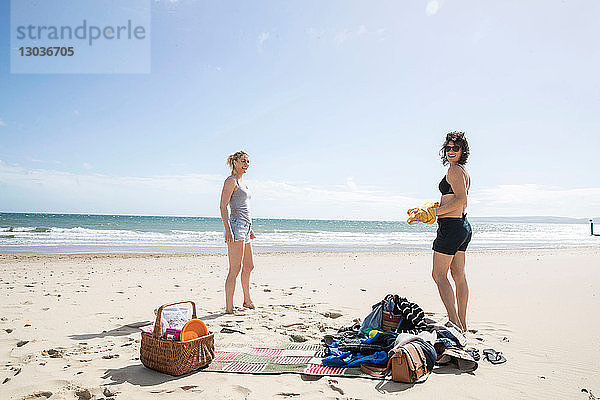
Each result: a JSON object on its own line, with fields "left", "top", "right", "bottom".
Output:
{"left": 219, "top": 150, "right": 256, "bottom": 314}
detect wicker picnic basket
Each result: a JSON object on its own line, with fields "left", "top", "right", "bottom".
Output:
{"left": 140, "top": 301, "right": 215, "bottom": 375}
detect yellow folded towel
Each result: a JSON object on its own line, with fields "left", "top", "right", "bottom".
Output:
{"left": 407, "top": 202, "right": 439, "bottom": 225}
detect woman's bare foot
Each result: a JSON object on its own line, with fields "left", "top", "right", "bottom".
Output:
{"left": 446, "top": 319, "right": 465, "bottom": 333}
{"left": 225, "top": 307, "right": 235, "bottom": 314}
{"left": 242, "top": 302, "right": 255, "bottom": 309}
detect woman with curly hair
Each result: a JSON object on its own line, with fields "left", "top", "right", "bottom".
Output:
{"left": 432, "top": 132, "right": 472, "bottom": 331}
{"left": 219, "top": 150, "right": 256, "bottom": 314}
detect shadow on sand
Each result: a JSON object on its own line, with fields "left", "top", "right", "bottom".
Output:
{"left": 101, "top": 364, "right": 203, "bottom": 386}
{"left": 373, "top": 380, "right": 415, "bottom": 393}
{"left": 69, "top": 312, "right": 230, "bottom": 341}
{"left": 432, "top": 365, "right": 477, "bottom": 376}
{"left": 69, "top": 321, "right": 152, "bottom": 340}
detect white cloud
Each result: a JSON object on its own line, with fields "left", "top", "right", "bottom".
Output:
{"left": 333, "top": 29, "right": 351, "bottom": 45}
{"left": 426, "top": 1, "right": 440, "bottom": 15}
{"left": 305, "top": 27, "right": 322, "bottom": 39}
{"left": 82, "top": 162, "right": 93, "bottom": 170}
{"left": 0, "top": 162, "right": 423, "bottom": 219}
{"left": 257, "top": 32, "right": 270, "bottom": 51}
{"left": 0, "top": 118, "right": 6, "bottom": 127}
{"left": 1, "top": 162, "right": 597, "bottom": 219}
{"left": 250, "top": 179, "right": 423, "bottom": 220}
{"left": 346, "top": 177, "right": 358, "bottom": 191}
{"left": 375, "top": 28, "right": 386, "bottom": 41}
{"left": 470, "top": 184, "right": 600, "bottom": 218}
{"left": 311, "top": 26, "right": 385, "bottom": 45}
{"left": 0, "top": 161, "right": 224, "bottom": 216}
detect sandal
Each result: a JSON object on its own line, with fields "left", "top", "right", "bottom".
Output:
{"left": 482, "top": 348, "right": 506, "bottom": 365}
{"left": 243, "top": 302, "right": 255, "bottom": 309}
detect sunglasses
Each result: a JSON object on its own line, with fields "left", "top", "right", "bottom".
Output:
{"left": 444, "top": 145, "right": 461, "bottom": 152}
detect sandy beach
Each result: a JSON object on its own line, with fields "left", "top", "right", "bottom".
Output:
{"left": 1, "top": 248, "right": 599, "bottom": 399}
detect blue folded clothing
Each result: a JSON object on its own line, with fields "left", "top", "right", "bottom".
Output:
{"left": 437, "top": 329, "right": 464, "bottom": 347}
{"left": 322, "top": 350, "right": 388, "bottom": 368}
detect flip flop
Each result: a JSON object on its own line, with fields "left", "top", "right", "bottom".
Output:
{"left": 243, "top": 302, "right": 255, "bottom": 309}
{"left": 482, "top": 348, "right": 506, "bottom": 365}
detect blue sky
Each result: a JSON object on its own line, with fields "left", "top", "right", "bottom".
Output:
{"left": 1, "top": 0, "right": 599, "bottom": 219}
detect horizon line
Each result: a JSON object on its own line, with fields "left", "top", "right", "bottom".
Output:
{"left": 0, "top": 211, "right": 598, "bottom": 223}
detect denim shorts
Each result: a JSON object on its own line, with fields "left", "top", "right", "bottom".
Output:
{"left": 227, "top": 217, "right": 252, "bottom": 244}
{"left": 432, "top": 215, "right": 472, "bottom": 255}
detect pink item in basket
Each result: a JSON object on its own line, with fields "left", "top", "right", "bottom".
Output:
{"left": 165, "top": 328, "right": 181, "bottom": 341}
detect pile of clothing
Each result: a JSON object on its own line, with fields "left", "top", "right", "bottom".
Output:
{"left": 321, "top": 294, "right": 477, "bottom": 378}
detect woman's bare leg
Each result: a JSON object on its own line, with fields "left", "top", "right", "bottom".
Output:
{"left": 432, "top": 251, "right": 461, "bottom": 328}
{"left": 241, "top": 242, "right": 255, "bottom": 308}
{"left": 225, "top": 241, "right": 244, "bottom": 313}
{"left": 450, "top": 251, "right": 469, "bottom": 331}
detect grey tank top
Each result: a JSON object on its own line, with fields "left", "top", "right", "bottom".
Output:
{"left": 229, "top": 177, "right": 251, "bottom": 223}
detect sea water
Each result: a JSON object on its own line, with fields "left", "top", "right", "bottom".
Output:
{"left": 0, "top": 213, "right": 597, "bottom": 254}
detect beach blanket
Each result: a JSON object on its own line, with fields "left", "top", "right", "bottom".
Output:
{"left": 203, "top": 343, "right": 388, "bottom": 379}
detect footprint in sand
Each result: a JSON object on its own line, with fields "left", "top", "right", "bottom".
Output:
{"left": 75, "top": 388, "right": 92, "bottom": 400}
{"left": 23, "top": 391, "right": 53, "bottom": 399}
{"left": 233, "top": 385, "right": 251, "bottom": 397}
{"left": 327, "top": 379, "right": 344, "bottom": 395}
{"left": 320, "top": 311, "right": 343, "bottom": 319}
{"left": 180, "top": 385, "right": 203, "bottom": 392}
{"left": 44, "top": 348, "right": 64, "bottom": 358}
{"left": 289, "top": 334, "right": 307, "bottom": 342}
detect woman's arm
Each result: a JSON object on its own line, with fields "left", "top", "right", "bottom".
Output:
{"left": 436, "top": 166, "right": 468, "bottom": 217}
{"left": 219, "top": 178, "right": 236, "bottom": 242}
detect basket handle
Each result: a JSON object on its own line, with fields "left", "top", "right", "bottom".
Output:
{"left": 152, "top": 300, "right": 197, "bottom": 339}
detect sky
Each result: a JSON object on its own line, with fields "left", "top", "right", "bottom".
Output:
{"left": 1, "top": 0, "right": 599, "bottom": 220}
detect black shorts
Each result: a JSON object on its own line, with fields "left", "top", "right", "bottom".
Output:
{"left": 432, "top": 215, "right": 472, "bottom": 255}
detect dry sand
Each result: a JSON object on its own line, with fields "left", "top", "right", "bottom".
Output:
{"left": 1, "top": 249, "right": 599, "bottom": 399}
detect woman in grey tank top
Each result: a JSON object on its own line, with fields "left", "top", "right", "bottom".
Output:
{"left": 219, "top": 150, "right": 256, "bottom": 314}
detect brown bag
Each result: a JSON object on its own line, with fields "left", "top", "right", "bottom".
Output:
{"left": 381, "top": 310, "right": 402, "bottom": 331}
{"left": 360, "top": 342, "right": 428, "bottom": 383}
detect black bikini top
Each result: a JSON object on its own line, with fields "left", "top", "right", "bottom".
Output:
{"left": 439, "top": 176, "right": 454, "bottom": 195}
{"left": 439, "top": 167, "right": 469, "bottom": 195}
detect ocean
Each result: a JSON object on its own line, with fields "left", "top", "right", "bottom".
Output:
{"left": 0, "top": 213, "right": 597, "bottom": 254}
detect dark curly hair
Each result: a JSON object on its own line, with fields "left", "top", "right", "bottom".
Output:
{"left": 440, "top": 131, "right": 470, "bottom": 166}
